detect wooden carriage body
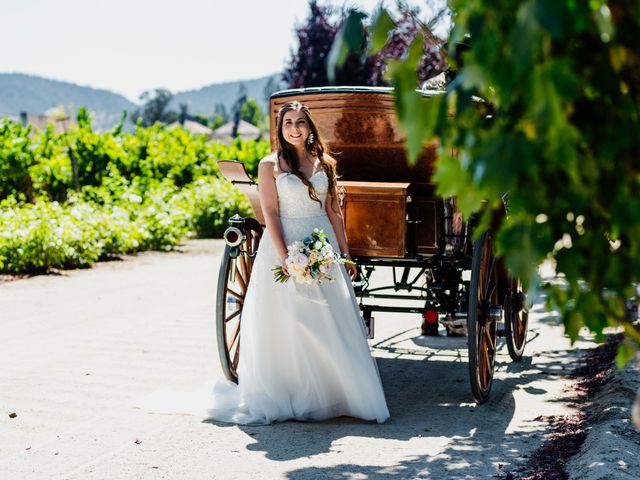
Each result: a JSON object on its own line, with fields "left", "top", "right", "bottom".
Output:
{"left": 269, "top": 87, "right": 459, "bottom": 261}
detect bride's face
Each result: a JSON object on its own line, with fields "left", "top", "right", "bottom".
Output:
{"left": 281, "top": 110, "right": 310, "bottom": 147}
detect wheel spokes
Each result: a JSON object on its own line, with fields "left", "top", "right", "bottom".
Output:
{"left": 482, "top": 328, "right": 493, "bottom": 387}
{"left": 483, "top": 325, "right": 495, "bottom": 353}
{"left": 480, "top": 238, "right": 496, "bottom": 391}
{"left": 220, "top": 225, "right": 262, "bottom": 381}
{"left": 485, "top": 279, "right": 496, "bottom": 304}
{"left": 477, "top": 327, "right": 489, "bottom": 388}
{"left": 484, "top": 256, "right": 495, "bottom": 298}
{"left": 245, "top": 234, "right": 253, "bottom": 259}
{"left": 482, "top": 353, "right": 492, "bottom": 387}
{"left": 225, "top": 308, "right": 241, "bottom": 323}
{"left": 479, "top": 241, "right": 496, "bottom": 304}
{"left": 226, "top": 287, "right": 243, "bottom": 301}
{"left": 240, "top": 250, "right": 252, "bottom": 277}
{"left": 227, "top": 318, "right": 241, "bottom": 350}
{"left": 235, "top": 257, "right": 248, "bottom": 293}
{"left": 232, "top": 341, "right": 241, "bottom": 370}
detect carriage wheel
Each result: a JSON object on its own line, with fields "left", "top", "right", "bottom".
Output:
{"left": 215, "top": 221, "right": 262, "bottom": 383}
{"left": 468, "top": 231, "right": 499, "bottom": 404}
{"left": 505, "top": 277, "right": 528, "bottom": 361}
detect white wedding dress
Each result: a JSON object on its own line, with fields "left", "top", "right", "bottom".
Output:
{"left": 206, "top": 170, "right": 390, "bottom": 424}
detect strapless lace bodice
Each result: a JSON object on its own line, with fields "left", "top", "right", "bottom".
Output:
{"left": 276, "top": 171, "right": 328, "bottom": 218}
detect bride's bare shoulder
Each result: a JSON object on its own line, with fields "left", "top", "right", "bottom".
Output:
{"left": 259, "top": 152, "right": 278, "bottom": 166}
{"left": 258, "top": 153, "right": 278, "bottom": 179}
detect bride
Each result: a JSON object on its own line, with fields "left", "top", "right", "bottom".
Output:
{"left": 206, "top": 100, "right": 389, "bottom": 425}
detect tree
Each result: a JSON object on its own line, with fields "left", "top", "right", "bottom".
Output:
{"left": 130, "top": 89, "right": 177, "bottom": 126}
{"left": 334, "top": 1, "right": 640, "bottom": 363}
{"left": 178, "top": 103, "right": 189, "bottom": 124}
{"left": 230, "top": 85, "right": 248, "bottom": 138}
{"left": 211, "top": 103, "right": 228, "bottom": 130}
{"left": 193, "top": 113, "right": 211, "bottom": 128}
{"left": 263, "top": 75, "right": 285, "bottom": 103}
{"left": 284, "top": 1, "right": 446, "bottom": 89}
{"left": 284, "top": 1, "right": 339, "bottom": 88}
{"left": 240, "top": 98, "right": 265, "bottom": 127}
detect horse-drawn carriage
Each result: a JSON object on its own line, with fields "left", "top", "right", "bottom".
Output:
{"left": 216, "top": 86, "right": 529, "bottom": 404}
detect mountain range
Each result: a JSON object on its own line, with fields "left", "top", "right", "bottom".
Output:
{"left": 0, "top": 72, "right": 284, "bottom": 131}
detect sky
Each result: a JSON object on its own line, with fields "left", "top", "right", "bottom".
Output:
{"left": 0, "top": 0, "right": 448, "bottom": 103}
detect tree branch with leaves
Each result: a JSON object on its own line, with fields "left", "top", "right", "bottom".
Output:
{"left": 331, "top": 1, "right": 640, "bottom": 367}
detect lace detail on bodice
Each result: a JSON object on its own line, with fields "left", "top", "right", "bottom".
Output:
{"left": 276, "top": 171, "right": 328, "bottom": 218}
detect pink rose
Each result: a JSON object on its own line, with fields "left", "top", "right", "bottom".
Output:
{"left": 293, "top": 253, "right": 309, "bottom": 269}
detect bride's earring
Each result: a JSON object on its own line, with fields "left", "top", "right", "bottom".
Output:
{"left": 307, "top": 132, "right": 314, "bottom": 145}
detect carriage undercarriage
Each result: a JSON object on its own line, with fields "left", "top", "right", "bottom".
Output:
{"left": 351, "top": 254, "right": 472, "bottom": 337}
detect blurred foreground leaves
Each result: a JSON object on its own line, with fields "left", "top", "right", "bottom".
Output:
{"left": 334, "top": 0, "right": 640, "bottom": 360}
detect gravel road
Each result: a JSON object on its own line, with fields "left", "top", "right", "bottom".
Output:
{"left": 0, "top": 240, "right": 595, "bottom": 480}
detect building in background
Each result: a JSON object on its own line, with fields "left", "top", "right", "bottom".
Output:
{"left": 210, "top": 119, "right": 262, "bottom": 143}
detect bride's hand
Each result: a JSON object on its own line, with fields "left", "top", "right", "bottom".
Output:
{"left": 280, "top": 255, "right": 290, "bottom": 276}
{"left": 344, "top": 256, "right": 357, "bottom": 280}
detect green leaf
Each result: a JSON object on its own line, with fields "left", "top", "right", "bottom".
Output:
{"left": 616, "top": 341, "right": 636, "bottom": 368}
{"left": 327, "top": 10, "right": 366, "bottom": 84}
{"left": 460, "top": 62, "right": 486, "bottom": 90}
{"left": 344, "top": 10, "right": 367, "bottom": 52}
{"left": 531, "top": 0, "right": 567, "bottom": 40}
{"left": 565, "top": 309, "right": 583, "bottom": 343}
{"left": 497, "top": 221, "right": 537, "bottom": 289}
{"left": 369, "top": 8, "right": 395, "bottom": 54}
{"left": 433, "top": 154, "right": 468, "bottom": 198}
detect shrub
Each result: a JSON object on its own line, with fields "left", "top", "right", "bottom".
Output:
{"left": 0, "top": 176, "right": 253, "bottom": 274}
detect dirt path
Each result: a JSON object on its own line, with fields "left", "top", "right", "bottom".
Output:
{"left": 0, "top": 240, "right": 596, "bottom": 480}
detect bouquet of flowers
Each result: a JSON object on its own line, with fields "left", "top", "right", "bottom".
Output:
{"left": 272, "top": 229, "right": 353, "bottom": 284}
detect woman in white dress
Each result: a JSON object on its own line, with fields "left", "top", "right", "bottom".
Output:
{"left": 206, "top": 100, "right": 390, "bottom": 425}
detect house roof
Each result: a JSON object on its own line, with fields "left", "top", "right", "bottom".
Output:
{"left": 168, "top": 119, "right": 213, "bottom": 135}
{"left": 26, "top": 114, "right": 76, "bottom": 134}
{"left": 210, "top": 119, "right": 262, "bottom": 141}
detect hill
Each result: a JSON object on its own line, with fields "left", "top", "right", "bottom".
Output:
{"left": 0, "top": 73, "right": 135, "bottom": 131}
{"left": 0, "top": 72, "right": 285, "bottom": 130}
{"left": 0, "top": 73, "right": 135, "bottom": 116}
{"left": 171, "top": 74, "right": 284, "bottom": 115}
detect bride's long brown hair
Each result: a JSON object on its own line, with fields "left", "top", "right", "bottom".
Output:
{"left": 275, "top": 101, "right": 340, "bottom": 212}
